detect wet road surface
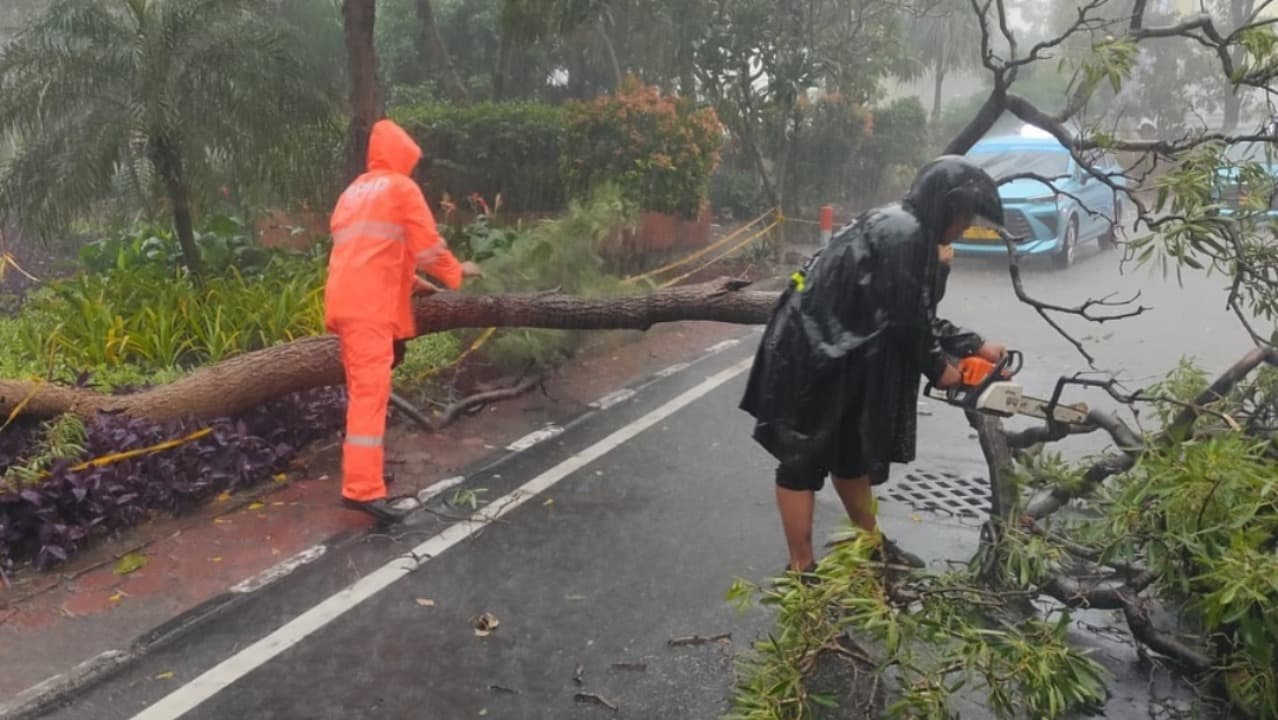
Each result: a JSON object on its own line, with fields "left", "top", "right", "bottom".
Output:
{"left": 28, "top": 242, "right": 1252, "bottom": 720}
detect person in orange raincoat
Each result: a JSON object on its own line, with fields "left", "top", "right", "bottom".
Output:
{"left": 325, "top": 119, "right": 482, "bottom": 523}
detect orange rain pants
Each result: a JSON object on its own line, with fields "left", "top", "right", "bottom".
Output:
{"left": 325, "top": 119, "right": 464, "bottom": 502}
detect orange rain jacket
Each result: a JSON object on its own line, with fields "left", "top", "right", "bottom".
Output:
{"left": 324, "top": 120, "right": 463, "bottom": 339}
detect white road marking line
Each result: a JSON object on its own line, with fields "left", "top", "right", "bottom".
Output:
{"left": 705, "top": 339, "right": 741, "bottom": 354}
{"left": 589, "top": 388, "right": 636, "bottom": 410}
{"left": 655, "top": 361, "right": 691, "bottom": 378}
{"left": 229, "top": 546, "right": 328, "bottom": 595}
{"left": 505, "top": 424, "right": 565, "bottom": 452}
{"left": 130, "top": 357, "right": 752, "bottom": 720}
{"left": 415, "top": 476, "right": 465, "bottom": 504}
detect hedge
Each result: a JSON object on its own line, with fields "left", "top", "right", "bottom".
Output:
{"left": 391, "top": 101, "right": 568, "bottom": 214}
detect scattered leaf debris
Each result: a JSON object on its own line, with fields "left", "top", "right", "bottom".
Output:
{"left": 573, "top": 692, "right": 619, "bottom": 712}
{"left": 610, "top": 662, "right": 647, "bottom": 672}
{"left": 667, "top": 632, "right": 731, "bottom": 647}
{"left": 153, "top": 671, "right": 175, "bottom": 681}
{"left": 415, "top": 598, "right": 436, "bottom": 608}
{"left": 472, "top": 612, "right": 500, "bottom": 637}
{"left": 113, "top": 552, "right": 147, "bottom": 576}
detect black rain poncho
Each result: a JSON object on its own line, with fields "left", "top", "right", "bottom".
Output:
{"left": 740, "top": 161, "right": 993, "bottom": 478}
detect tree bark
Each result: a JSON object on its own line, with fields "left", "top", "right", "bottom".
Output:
{"left": 492, "top": 32, "right": 510, "bottom": 101}
{"left": 734, "top": 61, "right": 781, "bottom": 213}
{"left": 596, "top": 18, "right": 623, "bottom": 91}
{"left": 0, "top": 279, "right": 778, "bottom": 422}
{"left": 343, "top": 0, "right": 380, "bottom": 183}
{"left": 416, "top": 0, "right": 470, "bottom": 104}
{"left": 1221, "top": 0, "right": 1253, "bottom": 132}
{"left": 931, "top": 58, "right": 946, "bottom": 126}
{"left": 943, "top": 86, "right": 1006, "bottom": 156}
{"left": 149, "top": 138, "right": 203, "bottom": 276}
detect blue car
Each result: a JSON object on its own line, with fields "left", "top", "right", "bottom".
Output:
{"left": 954, "top": 128, "right": 1126, "bottom": 269}
{"left": 1214, "top": 141, "right": 1278, "bottom": 219}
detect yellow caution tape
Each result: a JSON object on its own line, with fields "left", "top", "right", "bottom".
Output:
{"left": 621, "top": 208, "right": 776, "bottom": 286}
{"left": 21, "top": 426, "right": 216, "bottom": 484}
{"left": 418, "top": 326, "right": 497, "bottom": 381}
{"left": 657, "top": 216, "right": 782, "bottom": 289}
{"left": 0, "top": 380, "right": 44, "bottom": 434}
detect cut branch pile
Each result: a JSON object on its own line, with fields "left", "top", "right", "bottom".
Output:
{"left": 974, "top": 345, "right": 1278, "bottom": 675}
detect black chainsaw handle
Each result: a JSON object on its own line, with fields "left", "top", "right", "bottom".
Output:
{"left": 924, "top": 350, "right": 1022, "bottom": 409}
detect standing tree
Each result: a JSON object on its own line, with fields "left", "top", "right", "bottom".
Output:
{"left": 1220, "top": 0, "right": 1259, "bottom": 131}
{"left": 904, "top": 0, "right": 983, "bottom": 124}
{"left": 695, "top": 0, "right": 908, "bottom": 217}
{"left": 0, "top": 0, "right": 333, "bottom": 274}
{"left": 416, "top": 0, "right": 471, "bottom": 103}
{"left": 343, "top": 0, "right": 381, "bottom": 183}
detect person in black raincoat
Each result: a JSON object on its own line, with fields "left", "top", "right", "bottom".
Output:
{"left": 740, "top": 155, "right": 1008, "bottom": 575}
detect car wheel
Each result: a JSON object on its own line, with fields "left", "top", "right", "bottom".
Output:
{"left": 1100, "top": 197, "right": 1122, "bottom": 250}
{"left": 1054, "top": 217, "right": 1078, "bottom": 269}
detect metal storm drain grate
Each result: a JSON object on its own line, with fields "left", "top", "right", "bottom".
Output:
{"left": 885, "top": 471, "right": 991, "bottom": 518}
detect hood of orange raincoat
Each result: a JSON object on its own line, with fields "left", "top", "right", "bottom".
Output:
{"left": 366, "top": 119, "right": 422, "bottom": 175}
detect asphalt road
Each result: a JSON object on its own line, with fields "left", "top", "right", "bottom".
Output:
{"left": 28, "top": 239, "right": 1253, "bottom": 720}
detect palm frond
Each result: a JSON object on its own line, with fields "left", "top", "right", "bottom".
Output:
{"left": 0, "top": 0, "right": 340, "bottom": 240}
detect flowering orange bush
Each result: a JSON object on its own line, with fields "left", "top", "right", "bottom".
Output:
{"left": 562, "top": 77, "right": 724, "bottom": 219}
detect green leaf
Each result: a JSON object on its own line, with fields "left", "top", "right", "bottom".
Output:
{"left": 809, "top": 693, "right": 838, "bottom": 708}
{"left": 204, "top": 215, "right": 241, "bottom": 237}
{"left": 114, "top": 552, "right": 148, "bottom": 576}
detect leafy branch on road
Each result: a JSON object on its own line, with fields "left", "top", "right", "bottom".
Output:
{"left": 728, "top": 0, "right": 1278, "bottom": 716}
{"left": 730, "top": 346, "right": 1278, "bottom": 719}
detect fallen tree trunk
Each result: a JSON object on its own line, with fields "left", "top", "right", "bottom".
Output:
{"left": 0, "top": 279, "right": 778, "bottom": 422}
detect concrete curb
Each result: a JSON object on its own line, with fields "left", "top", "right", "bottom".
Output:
{"left": 0, "top": 328, "right": 761, "bottom": 720}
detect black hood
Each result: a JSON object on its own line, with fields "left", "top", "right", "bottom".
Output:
{"left": 904, "top": 155, "right": 1005, "bottom": 240}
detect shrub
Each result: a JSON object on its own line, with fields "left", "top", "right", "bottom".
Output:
{"left": 79, "top": 214, "right": 282, "bottom": 276}
{"left": 465, "top": 184, "right": 634, "bottom": 373}
{"left": 710, "top": 168, "right": 768, "bottom": 221}
{"left": 438, "top": 193, "right": 526, "bottom": 263}
{"left": 0, "top": 388, "right": 345, "bottom": 571}
{"left": 788, "top": 94, "right": 873, "bottom": 208}
{"left": 562, "top": 77, "right": 723, "bottom": 219}
{"left": 0, "top": 251, "right": 326, "bottom": 388}
{"left": 391, "top": 101, "right": 568, "bottom": 213}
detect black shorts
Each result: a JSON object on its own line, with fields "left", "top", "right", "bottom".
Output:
{"left": 775, "top": 461, "right": 890, "bottom": 492}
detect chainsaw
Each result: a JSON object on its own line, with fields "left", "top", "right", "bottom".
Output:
{"left": 924, "top": 350, "right": 1090, "bottom": 425}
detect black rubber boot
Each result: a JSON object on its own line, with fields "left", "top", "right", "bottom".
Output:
{"left": 872, "top": 537, "right": 925, "bottom": 569}
{"left": 342, "top": 497, "right": 411, "bottom": 524}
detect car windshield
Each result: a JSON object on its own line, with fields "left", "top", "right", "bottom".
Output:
{"left": 1225, "top": 141, "right": 1277, "bottom": 165}
{"left": 968, "top": 149, "right": 1071, "bottom": 180}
